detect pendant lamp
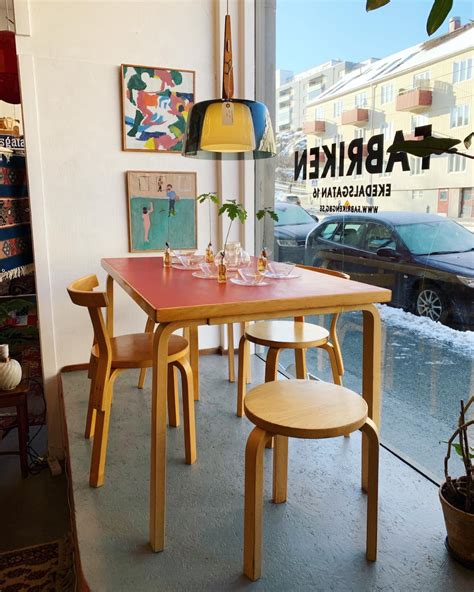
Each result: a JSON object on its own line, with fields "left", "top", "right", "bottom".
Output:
{"left": 182, "top": 8, "right": 276, "bottom": 160}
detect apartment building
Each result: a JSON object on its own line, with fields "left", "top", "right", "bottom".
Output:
{"left": 276, "top": 60, "right": 360, "bottom": 132}
{"left": 303, "top": 18, "right": 473, "bottom": 218}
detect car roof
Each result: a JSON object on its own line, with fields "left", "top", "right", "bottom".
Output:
{"left": 275, "top": 202, "right": 301, "bottom": 209}
{"left": 319, "top": 212, "right": 448, "bottom": 225}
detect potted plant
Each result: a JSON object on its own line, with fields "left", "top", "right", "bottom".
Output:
{"left": 217, "top": 200, "right": 248, "bottom": 283}
{"left": 256, "top": 207, "right": 278, "bottom": 271}
{"left": 440, "top": 396, "right": 474, "bottom": 568}
{"left": 197, "top": 192, "right": 220, "bottom": 262}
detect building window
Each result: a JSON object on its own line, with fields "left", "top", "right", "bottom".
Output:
{"left": 412, "top": 190, "right": 424, "bottom": 199}
{"left": 308, "top": 87, "right": 323, "bottom": 102}
{"left": 354, "top": 128, "right": 365, "bottom": 140}
{"left": 413, "top": 70, "right": 430, "bottom": 87}
{"left": 380, "top": 122, "right": 393, "bottom": 140}
{"left": 333, "top": 133, "right": 343, "bottom": 145}
{"left": 333, "top": 100, "right": 343, "bottom": 117}
{"left": 278, "top": 107, "right": 291, "bottom": 126}
{"left": 450, "top": 104, "right": 470, "bottom": 128}
{"left": 380, "top": 83, "right": 393, "bottom": 104}
{"left": 411, "top": 114, "right": 428, "bottom": 131}
{"left": 315, "top": 106, "right": 324, "bottom": 119}
{"left": 410, "top": 157, "right": 423, "bottom": 176}
{"left": 453, "top": 58, "right": 472, "bottom": 84}
{"left": 438, "top": 189, "right": 448, "bottom": 201}
{"left": 448, "top": 153, "right": 467, "bottom": 173}
{"left": 355, "top": 91, "right": 368, "bottom": 107}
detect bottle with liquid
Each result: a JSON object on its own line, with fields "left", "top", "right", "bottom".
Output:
{"left": 205, "top": 242, "right": 215, "bottom": 263}
{"left": 257, "top": 248, "right": 268, "bottom": 272}
{"left": 164, "top": 242, "right": 172, "bottom": 268}
{"left": 217, "top": 251, "right": 227, "bottom": 284}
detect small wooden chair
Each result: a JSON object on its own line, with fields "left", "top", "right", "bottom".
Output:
{"left": 68, "top": 275, "right": 196, "bottom": 488}
{"left": 236, "top": 266, "right": 349, "bottom": 417}
{"left": 243, "top": 379, "right": 379, "bottom": 581}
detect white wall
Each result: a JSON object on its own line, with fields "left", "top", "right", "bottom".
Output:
{"left": 14, "top": 0, "right": 256, "bottom": 456}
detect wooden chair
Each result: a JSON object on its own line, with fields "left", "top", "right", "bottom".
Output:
{"left": 67, "top": 275, "right": 196, "bottom": 488}
{"left": 243, "top": 379, "right": 379, "bottom": 581}
{"left": 236, "top": 266, "right": 349, "bottom": 418}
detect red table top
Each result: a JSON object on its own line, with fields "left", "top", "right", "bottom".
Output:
{"left": 102, "top": 257, "right": 391, "bottom": 323}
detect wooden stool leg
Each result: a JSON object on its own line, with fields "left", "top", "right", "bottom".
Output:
{"left": 85, "top": 357, "right": 98, "bottom": 439}
{"left": 272, "top": 435, "right": 288, "bottom": 504}
{"left": 265, "top": 348, "right": 280, "bottom": 448}
{"left": 227, "top": 323, "right": 235, "bottom": 383}
{"left": 320, "top": 343, "right": 342, "bottom": 385}
{"left": 17, "top": 397, "right": 29, "bottom": 478}
{"left": 360, "top": 418, "right": 379, "bottom": 561}
{"left": 167, "top": 365, "right": 180, "bottom": 428}
{"left": 294, "top": 348, "right": 307, "bottom": 379}
{"left": 244, "top": 427, "right": 271, "bottom": 581}
{"left": 89, "top": 370, "right": 119, "bottom": 488}
{"left": 138, "top": 316, "right": 155, "bottom": 389}
{"left": 188, "top": 325, "right": 200, "bottom": 401}
{"left": 237, "top": 335, "right": 249, "bottom": 417}
{"left": 242, "top": 323, "right": 252, "bottom": 384}
{"left": 174, "top": 359, "right": 196, "bottom": 464}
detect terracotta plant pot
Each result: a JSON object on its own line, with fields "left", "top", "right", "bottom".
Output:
{"left": 439, "top": 482, "right": 474, "bottom": 569}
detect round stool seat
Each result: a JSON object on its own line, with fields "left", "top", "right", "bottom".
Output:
{"left": 244, "top": 320, "right": 329, "bottom": 349}
{"left": 244, "top": 379, "right": 367, "bottom": 439}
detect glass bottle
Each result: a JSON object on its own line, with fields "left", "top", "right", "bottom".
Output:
{"left": 164, "top": 242, "right": 172, "bottom": 268}
{"left": 217, "top": 251, "right": 227, "bottom": 283}
{"left": 205, "top": 242, "right": 215, "bottom": 263}
{"left": 257, "top": 248, "right": 268, "bottom": 272}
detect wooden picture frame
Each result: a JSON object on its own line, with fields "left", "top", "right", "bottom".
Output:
{"left": 126, "top": 171, "right": 197, "bottom": 253}
{"left": 121, "top": 64, "right": 195, "bottom": 153}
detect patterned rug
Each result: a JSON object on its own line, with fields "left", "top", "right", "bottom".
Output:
{"left": 0, "top": 538, "right": 75, "bottom": 592}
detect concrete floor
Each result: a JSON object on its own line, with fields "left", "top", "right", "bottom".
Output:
{"left": 62, "top": 355, "right": 473, "bottom": 592}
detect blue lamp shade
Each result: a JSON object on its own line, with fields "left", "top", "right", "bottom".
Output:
{"left": 182, "top": 98, "right": 276, "bottom": 160}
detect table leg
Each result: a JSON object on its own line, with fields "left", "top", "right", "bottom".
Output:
{"left": 17, "top": 396, "right": 28, "bottom": 478}
{"left": 188, "top": 325, "right": 200, "bottom": 401}
{"left": 361, "top": 305, "right": 381, "bottom": 493}
{"left": 106, "top": 275, "right": 114, "bottom": 337}
{"left": 150, "top": 321, "right": 177, "bottom": 552}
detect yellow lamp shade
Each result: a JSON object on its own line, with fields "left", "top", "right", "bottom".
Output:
{"left": 200, "top": 101, "right": 256, "bottom": 152}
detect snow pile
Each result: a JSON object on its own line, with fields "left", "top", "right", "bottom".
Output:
{"left": 378, "top": 304, "right": 474, "bottom": 357}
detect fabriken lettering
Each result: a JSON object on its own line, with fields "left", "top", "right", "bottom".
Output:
{"left": 294, "top": 125, "right": 432, "bottom": 181}
{"left": 312, "top": 184, "right": 391, "bottom": 198}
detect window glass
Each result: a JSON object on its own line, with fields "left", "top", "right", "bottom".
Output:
{"left": 332, "top": 222, "right": 365, "bottom": 246}
{"left": 453, "top": 58, "right": 472, "bottom": 83}
{"left": 450, "top": 104, "right": 470, "bottom": 127}
{"left": 274, "top": 204, "right": 314, "bottom": 226}
{"left": 364, "top": 223, "right": 397, "bottom": 251}
{"left": 318, "top": 222, "right": 338, "bottom": 239}
{"left": 396, "top": 220, "right": 473, "bottom": 255}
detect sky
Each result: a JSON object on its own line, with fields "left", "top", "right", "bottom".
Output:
{"left": 276, "top": 0, "right": 473, "bottom": 74}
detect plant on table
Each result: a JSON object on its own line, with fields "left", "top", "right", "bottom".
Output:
{"left": 197, "top": 192, "right": 220, "bottom": 262}
{"left": 217, "top": 200, "right": 248, "bottom": 283}
{"left": 439, "top": 396, "right": 474, "bottom": 568}
{"left": 164, "top": 210, "right": 176, "bottom": 268}
{"left": 256, "top": 207, "right": 279, "bottom": 272}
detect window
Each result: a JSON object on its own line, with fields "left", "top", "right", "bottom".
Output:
{"left": 450, "top": 104, "right": 470, "bottom": 128}
{"left": 411, "top": 114, "right": 428, "bottom": 131}
{"left": 438, "top": 189, "right": 448, "bottom": 201}
{"left": 333, "top": 100, "right": 343, "bottom": 117}
{"left": 315, "top": 106, "right": 324, "bottom": 119}
{"left": 364, "top": 224, "right": 396, "bottom": 252}
{"left": 354, "top": 128, "right": 365, "bottom": 140}
{"left": 355, "top": 92, "right": 368, "bottom": 107}
{"left": 278, "top": 107, "right": 291, "bottom": 125}
{"left": 333, "top": 133, "right": 343, "bottom": 145}
{"left": 308, "top": 87, "right": 323, "bottom": 102}
{"left": 412, "top": 190, "right": 424, "bottom": 199}
{"left": 453, "top": 58, "right": 472, "bottom": 84}
{"left": 332, "top": 222, "right": 365, "bottom": 247}
{"left": 413, "top": 70, "right": 430, "bottom": 87}
{"left": 380, "top": 83, "right": 393, "bottom": 104}
{"left": 448, "top": 153, "right": 467, "bottom": 173}
{"left": 396, "top": 220, "right": 474, "bottom": 255}
{"left": 380, "top": 122, "right": 393, "bottom": 140}
{"left": 318, "top": 222, "right": 338, "bottom": 240}
{"left": 410, "top": 157, "right": 423, "bottom": 175}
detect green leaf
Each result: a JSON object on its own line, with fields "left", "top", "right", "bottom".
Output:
{"left": 464, "top": 132, "right": 474, "bottom": 150}
{"left": 197, "top": 192, "right": 219, "bottom": 205}
{"left": 218, "top": 200, "right": 248, "bottom": 224}
{"left": 441, "top": 440, "right": 474, "bottom": 459}
{"left": 256, "top": 207, "right": 279, "bottom": 222}
{"left": 387, "top": 136, "right": 460, "bottom": 158}
{"left": 426, "top": 0, "right": 453, "bottom": 35}
{"left": 366, "top": 0, "right": 390, "bottom": 11}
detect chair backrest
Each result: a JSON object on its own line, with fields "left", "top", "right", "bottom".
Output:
{"left": 67, "top": 275, "right": 111, "bottom": 361}
{"left": 296, "top": 264, "right": 350, "bottom": 280}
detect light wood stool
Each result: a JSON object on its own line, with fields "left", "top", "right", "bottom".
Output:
{"left": 236, "top": 266, "right": 349, "bottom": 418}
{"left": 68, "top": 275, "right": 196, "bottom": 488}
{"left": 243, "top": 379, "right": 379, "bottom": 581}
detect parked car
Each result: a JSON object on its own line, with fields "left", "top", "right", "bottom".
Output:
{"left": 304, "top": 212, "right": 474, "bottom": 328}
{"left": 274, "top": 202, "right": 319, "bottom": 264}
{"left": 283, "top": 194, "right": 302, "bottom": 206}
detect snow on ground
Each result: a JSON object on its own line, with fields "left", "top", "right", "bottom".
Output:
{"left": 378, "top": 304, "right": 474, "bottom": 357}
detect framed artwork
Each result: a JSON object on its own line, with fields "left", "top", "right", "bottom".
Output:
{"left": 126, "top": 171, "right": 197, "bottom": 253}
{"left": 121, "top": 64, "right": 195, "bottom": 152}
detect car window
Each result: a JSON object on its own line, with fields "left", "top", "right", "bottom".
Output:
{"left": 395, "top": 220, "right": 474, "bottom": 255}
{"left": 318, "top": 222, "right": 338, "bottom": 240}
{"left": 332, "top": 222, "right": 365, "bottom": 247}
{"left": 364, "top": 223, "right": 397, "bottom": 252}
{"left": 275, "top": 205, "right": 314, "bottom": 226}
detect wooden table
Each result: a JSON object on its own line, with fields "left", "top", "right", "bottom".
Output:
{"left": 102, "top": 256, "right": 391, "bottom": 552}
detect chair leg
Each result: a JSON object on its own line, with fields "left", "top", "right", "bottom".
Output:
{"left": 320, "top": 342, "right": 342, "bottom": 385}
{"left": 294, "top": 348, "right": 307, "bottom": 379}
{"left": 272, "top": 435, "right": 288, "bottom": 504}
{"left": 242, "top": 323, "right": 252, "bottom": 384}
{"left": 265, "top": 348, "right": 280, "bottom": 448}
{"left": 85, "top": 357, "right": 98, "bottom": 439}
{"left": 89, "top": 370, "right": 120, "bottom": 488}
{"left": 244, "top": 427, "right": 271, "bottom": 581}
{"left": 227, "top": 323, "right": 235, "bottom": 383}
{"left": 237, "top": 335, "right": 249, "bottom": 417}
{"left": 16, "top": 398, "right": 29, "bottom": 478}
{"left": 167, "top": 365, "right": 180, "bottom": 427}
{"left": 174, "top": 358, "right": 197, "bottom": 465}
{"left": 138, "top": 316, "right": 155, "bottom": 389}
{"left": 360, "top": 418, "right": 379, "bottom": 561}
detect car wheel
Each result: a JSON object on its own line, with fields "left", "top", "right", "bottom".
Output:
{"left": 415, "top": 283, "right": 449, "bottom": 323}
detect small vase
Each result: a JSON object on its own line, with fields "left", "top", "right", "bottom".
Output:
{"left": 0, "top": 344, "right": 22, "bottom": 391}
{"left": 205, "top": 242, "right": 215, "bottom": 263}
{"left": 257, "top": 248, "right": 268, "bottom": 272}
{"left": 217, "top": 258, "right": 227, "bottom": 284}
{"left": 163, "top": 243, "right": 172, "bottom": 268}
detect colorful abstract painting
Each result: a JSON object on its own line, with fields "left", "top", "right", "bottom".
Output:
{"left": 121, "top": 64, "right": 195, "bottom": 152}
{"left": 127, "top": 171, "right": 197, "bottom": 252}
